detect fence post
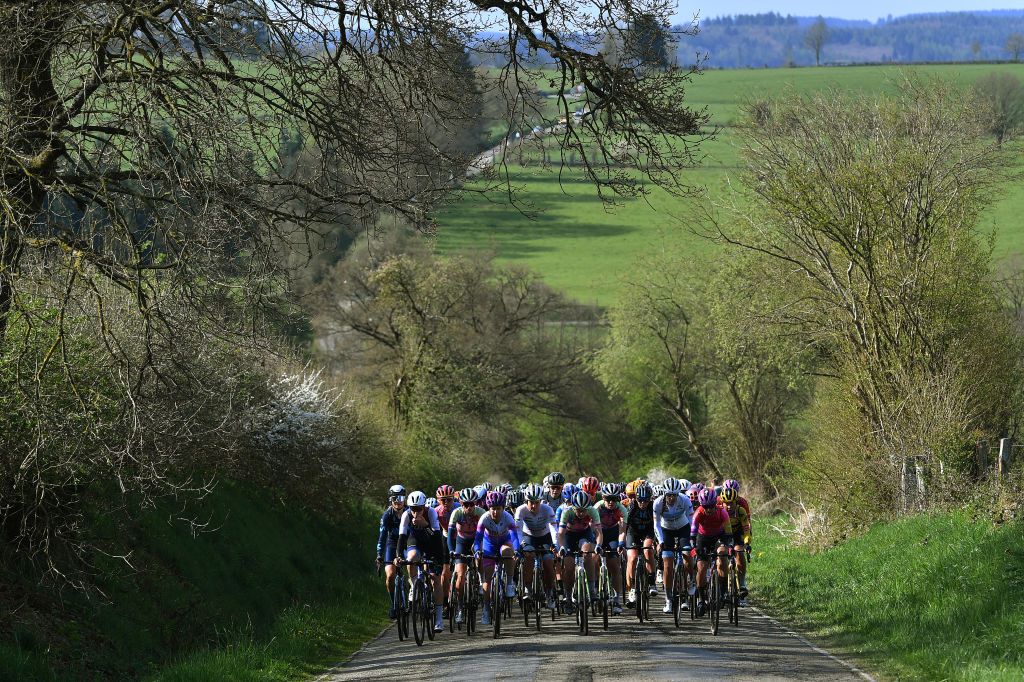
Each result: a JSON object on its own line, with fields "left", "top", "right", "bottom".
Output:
{"left": 999, "top": 438, "right": 1013, "bottom": 477}
{"left": 976, "top": 440, "right": 989, "bottom": 475}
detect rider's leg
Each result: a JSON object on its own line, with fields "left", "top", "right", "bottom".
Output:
{"left": 500, "top": 545, "right": 516, "bottom": 597}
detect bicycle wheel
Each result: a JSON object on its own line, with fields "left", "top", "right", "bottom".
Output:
{"left": 492, "top": 568, "right": 504, "bottom": 639}
{"left": 533, "top": 561, "right": 543, "bottom": 630}
{"left": 394, "top": 582, "right": 407, "bottom": 641}
{"left": 576, "top": 569, "right": 589, "bottom": 635}
{"left": 709, "top": 568, "right": 721, "bottom": 636}
{"left": 689, "top": 563, "right": 698, "bottom": 621}
{"left": 425, "top": 579, "right": 436, "bottom": 641}
{"left": 635, "top": 565, "right": 646, "bottom": 623}
{"left": 412, "top": 579, "right": 425, "bottom": 646}
{"left": 672, "top": 562, "right": 684, "bottom": 628}
{"left": 600, "top": 565, "right": 609, "bottom": 630}
{"left": 467, "top": 569, "right": 479, "bottom": 636}
{"left": 448, "top": 578, "right": 457, "bottom": 633}
{"left": 730, "top": 560, "right": 740, "bottom": 626}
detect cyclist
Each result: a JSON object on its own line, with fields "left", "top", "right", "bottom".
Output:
{"left": 723, "top": 478, "right": 752, "bottom": 518}
{"left": 435, "top": 485, "right": 458, "bottom": 619}
{"left": 448, "top": 487, "right": 485, "bottom": 625}
{"left": 580, "top": 476, "right": 600, "bottom": 504}
{"left": 395, "top": 491, "right": 445, "bottom": 632}
{"left": 623, "top": 483, "right": 658, "bottom": 605}
{"left": 558, "top": 490, "right": 603, "bottom": 612}
{"left": 597, "top": 483, "right": 628, "bottom": 614}
{"left": 653, "top": 477, "right": 695, "bottom": 613}
{"left": 376, "top": 485, "right": 407, "bottom": 619}
{"left": 690, "top": 487, "right": 730, "bottom": 617}
{"left": 722, "top": 487, "right": 752, "bottom": 603}
{"left": 474, "top": 490, "right": 521, "bottom": 626}
{"left": 544, "top": 472, "right": 566, "bottom": 508}
{"left": 515, "top": 483, "right": 558, "bottom": 610}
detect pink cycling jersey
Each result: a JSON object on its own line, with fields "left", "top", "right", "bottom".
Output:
{"left": 690, "top": 505, "right": 729, "bottom": 536}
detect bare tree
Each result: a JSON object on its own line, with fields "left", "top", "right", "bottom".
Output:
{"left": 803, "top": 17, "right": 829, "bottom": 67}
{"left": 0, "top": 1, "right": 708, "bottom": 576}
{"left": 973, "top": 72, "right": 1024, "bottom": 146}
{"left": 971, "top": 40, "right": 982, "bottom": 61}
{"left": 1007, "top": 33, "right": 1024, "bottom": 62}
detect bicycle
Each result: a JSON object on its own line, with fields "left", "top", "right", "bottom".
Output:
{"left": 567, "top": 550, "right": 593, "bottom": 635}
{"left": 482, "top": 552, "right": 510, "bottom": 639}
{"left": 450, "top": 553, "right": 480, "bottom": 636}
{"left": 596, "top": 548, "right": 618, "bottom": 630}
{"left": 521, "top": 550, "right": 550, "bottom": 630}
{"left": 725, "top": 544, "right": 745, "bottom": 626}
{"left": 397, "top": 559, "right": 436, "bottom": 646}
{"left": 669, "top": 545, "right": 693, "bottom": 628}
{"left": 631, "top": 544, "right": 655, "bottom": 623}
{"left": 697, "top": 543, "right": 727, "bottom": 635}
{"left": 391, "top": 564, "right": 410, "bottom": 641}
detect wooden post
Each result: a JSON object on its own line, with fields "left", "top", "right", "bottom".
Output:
{"left": 976, "top": 440, "right": 989, "bottom": 474}
{"left": 999, "top": 438, "right": 1013, "bottom": 477}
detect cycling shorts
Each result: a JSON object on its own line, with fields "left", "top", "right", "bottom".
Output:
{"left": 659, "top": 526, "right": 691, "bottom": 558}
{"left": 563, "top": 529, "right": 596, "bottom": 552}
{"left": 404, "top": 544, "right": 443, "bottom": 575}
{"left": 383, "top": 540, "right": 399, "bottom": 564}
{"left": 624, "top": 527, "right": 656, "bottom": 550}
{"left": 599, "top": 529, "right": 620, "bottom": 552}
{"left": 452, "top": 536, "right": 475, "bottom": 565}
{"left": 521, "top": 535, "right": 555, "bottom": 558}
{"left": 694, "top": 532, "right": 727, "bottom": 560}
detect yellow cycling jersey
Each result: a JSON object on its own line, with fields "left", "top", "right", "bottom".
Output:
{"left": 723, "top": 502, "right": 751, "bottom": 544}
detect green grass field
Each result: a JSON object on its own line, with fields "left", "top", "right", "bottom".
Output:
{"left": 437, "top": 64, "right": 1024, "bottom": 306}
{"left": 0, "top": 483, "right": 388, "bottom": 682}
{"left": 749, "top": 513, "right": 1024, "bottom": 681}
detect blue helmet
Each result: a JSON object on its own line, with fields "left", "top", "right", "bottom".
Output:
{"left": 562, "top": 483, "right": 579, "bottom": 501}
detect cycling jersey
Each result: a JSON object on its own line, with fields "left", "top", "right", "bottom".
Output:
{"left": 653, "top": 494, "right": 694, "bottom": 543}
{"left": 690, "top": 505, "right": 729, "bottom": 537}
{"left": 515, "top": 502, "right": 557, "bottom": 541}
{"left": 724, "top": 502, "right": 752, "bottom": 545}
{"left": 624, "top": 503, "right": 654, "bottom": 532}
{"left": 474, "top": 510, "right": 521, "bottom": 554}
{"left": 436, "top": 500, "right": 459, "bottom": 534}
{"left": 597, "top": 501, "right": 628, "bottom": 530}
{"left": 396, "top": 507, "right": 442, "bottom": 570}
{"left": 559, "top": 506, "right": 600, "bottom": 533}
{"left": 376, "top": 506, "right": 404, "bottom": 560}
{"left": 447, "top": 505, "right": 485, "bottom": 542}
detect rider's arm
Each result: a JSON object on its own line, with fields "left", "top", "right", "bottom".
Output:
{"left": 652, "top": 497, "right": 666, "bottom": 544}
{"left": 508, "top": 516, "right": 521, "bottom": 552}
{"left": 690, "top": 506, "right": 702, "bottom": 542}
{"left": 473, "top": 515, "right": 486, "bottom": 553}
{"left": 740, "top": 507, "right": 752, "bottom": 545}
{"left": 447, "top": 509, "right": 460, "bottom": 553}
{"left": 376, "top": 510, "right": 389, "bottom": 558}
{"left": 589, "top": 507, "right": 603, "bottom": 546}
{"left": 428, "top": 507, "right": 441, "bottom": 532}
{"left": 546, "top": 505, "right": 559, "bottom": 544}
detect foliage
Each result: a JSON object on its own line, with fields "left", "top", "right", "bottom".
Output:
{"left": 803, "top": 18, "right": 829, "bottom": 66}
{"left": 974, "top": 71, "right": 1024, "bottom": 144}
{"left": 623, "top": 13, "right": 673, "bottom": 70}
{"left": 752, "top": 513, "right": 1024, "bottom": 681}
{"left": 716, "top": 76, "right": 1024, "bottom": 523}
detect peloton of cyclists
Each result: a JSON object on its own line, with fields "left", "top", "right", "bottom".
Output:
{"left": 376, "top": 473, "right": 753, "bottom": 632}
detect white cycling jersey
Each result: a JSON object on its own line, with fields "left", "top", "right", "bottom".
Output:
{"left": 515, "top": 502, "right": 558, "bottom": 542}
{"left": 652, "top": 494, "right": 694, "bottom": 543}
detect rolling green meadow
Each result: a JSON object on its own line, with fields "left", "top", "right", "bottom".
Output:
{"left": 436, "top": 64, "right": 1024, "bottom": 306}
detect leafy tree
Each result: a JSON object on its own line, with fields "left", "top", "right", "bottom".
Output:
{"left": 973, "top": 72, "right": 1024, "bottom": 145}
{"left": 1007, "top": 33, "right": 1024, "bottom": 61}
{"left": 803, "top": 17, "right": 829, "bottom": 66}
{"left": 623, "top": 13, "right": 672, "bottom": 71}
{"left": 715, "top": 78, "right": 1023, "bottom": 512}
{"left": 971, "top": 40, "right": 982, "bottom": 60}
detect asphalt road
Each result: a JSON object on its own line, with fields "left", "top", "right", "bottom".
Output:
{"left": 320, "top": 599, "right": 873, "bottom": 682}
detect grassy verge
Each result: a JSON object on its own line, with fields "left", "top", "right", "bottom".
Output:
{"left": 749, "top": 513, "right": 1024, "bottom": 681}
{"left": 0, "top": 482, "right": 389, "bottom": 681}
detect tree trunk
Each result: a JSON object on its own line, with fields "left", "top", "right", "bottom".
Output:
{"left": 659, "top": 393, "right": 722, "bottom": 479}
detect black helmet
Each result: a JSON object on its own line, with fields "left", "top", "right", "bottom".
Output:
{"left": 547, "top": 471, "right": 565, "bottom": 486}
{"left": 506, "top": 490, "right": 526, "bottom": 508}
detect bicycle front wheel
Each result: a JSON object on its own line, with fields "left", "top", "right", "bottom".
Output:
{"left": 412, "top": 580, "right": 426, "bottom": 646}
{"left": 730, "top": 560, "right": 740, "bottom": 626}
{"left": 576, "top": 572, "right": 589, "bottom": 635}
{"left": 710, "top": 570, "right": 721, "bottom": 635}
{"left": 492, "top": 570, "right": 504, "bottom": 639}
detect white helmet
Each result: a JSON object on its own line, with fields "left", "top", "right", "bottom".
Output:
{"left": 525, "top": 484, "right": 544, "bottom": 501}
{"left": 680, "top": 479, "right": 692, "bottom": 491}
{"left": 407, "top": 490, "right": 427, "bottom": 507}
{"left": 663, "top": 478, "right": 683, "bottom": 494}
{"left": 389, "top": 484, "right": 406, "bottom": 498}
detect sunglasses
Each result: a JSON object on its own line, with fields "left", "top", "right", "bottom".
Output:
{"left": 439, "top": 496, "right": 454, "bottom": 502}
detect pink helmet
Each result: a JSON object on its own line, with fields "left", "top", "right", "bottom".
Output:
{"left": 485, "top": 491, "right": 507, "bottom": 508}
{"left": 723, "top": 479, "right": 740, "bottom": 492}
{"left": 698, "top": 488, "right": 717, "bottom": 508}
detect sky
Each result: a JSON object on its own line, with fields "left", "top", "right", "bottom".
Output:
{"left": 675, "top": 1, "right": 1021, "bottom": 22}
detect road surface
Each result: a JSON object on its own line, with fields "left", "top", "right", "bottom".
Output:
{"left": 320, "top": 602, "right": 873, "bottom": 681}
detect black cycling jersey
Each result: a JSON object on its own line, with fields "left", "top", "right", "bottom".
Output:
{"left": 625, "top": 503, "right": 655, "bottom": 532}
{"left": 376, "top": 506, "right": 403, "bottom": 557}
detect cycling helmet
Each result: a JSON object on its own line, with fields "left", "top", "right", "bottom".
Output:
{"left": 542, "top": 474, "right": 551, "bottom": 487}
{"left": 686, "top": 484, "right": 700, "bottom": 505}
{"left": 721, "top": 488, "right": 738, "bottom": 504}
{"left": 407, "top": 490, "right": 427, "bottom": 507}
{"left": 724, "top": 478, "right": 740, "bottom": 492}
{"left": 698, "top": 488, "right": 717, "bottom": 508}
{"left": 436, "top": 484, "right": 455, "bottom": 499}
{"left": 624, "top": 480, "right": 638, "bottom": 497}
{"left": 571, "top": 490, "right": 591, "bottom": 508}
{"left": 580, "top": 476, "right": 600, "bottom": 497}
{"left": 458, "top": 487, "right": 478, "bottom": 504}
{"left": 663, "top": 477, "right": 683, "bottom": 494}
{"left": 634, "top": 484, "right": 653, "bottom": 501}
{"left": 562, "top": 483, "right": 579, "bottom": 501}
{"left": 507, "top": 490, "right": 525, "bottom": 508}
{"left": 548, "top": 471, "right": 565, "bottom": 486}
{"left": 525, "top": 483, "right": 544, "bottom": 501}
{"left": 485, "top": 490, "right": 506, "bottom": 508}
{"left": 425, "top": 497, "right": 438, "bottom": 508}
{"left": 601, "top": 482, "right": 623, "bottom": 497}
{"left": 694, "top": 482, "right": 707, "bottom": 493}
{"left": 680, "top": 478, "right": 692, "bottom": 491}
{"left": 498, "top": 483, "right": 513, "bottom": 494}
{"left": 481, "top": 481, "right": 494, "bottom": 491}
{"left": 653, "top": 484, "right": 666, "bottom": 497}
{"left": 388, "top": 484, "right": 406, "bottom": 498}
{"left": 519, "top": 483, "right": 530, "bottom": 490}
{"left": 473, "top": 484, "right": 488, "bottom": 499}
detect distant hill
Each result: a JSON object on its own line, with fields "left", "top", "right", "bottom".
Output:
{"left": 675, "top": 9, "right": 1024, "bottom": 68}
